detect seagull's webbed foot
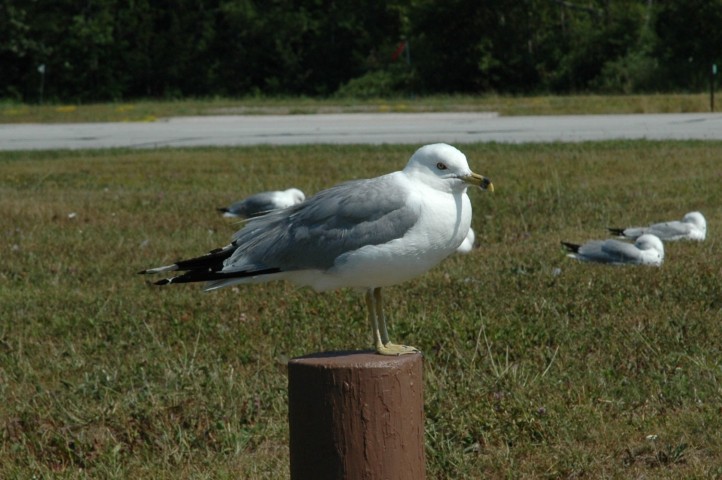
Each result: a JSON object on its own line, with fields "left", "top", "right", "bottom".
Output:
{"left": 367, "top": 287, "right": 421, "bottom": 356}
{"left": 375, "top": 341, "right": 420, "bottom": 356}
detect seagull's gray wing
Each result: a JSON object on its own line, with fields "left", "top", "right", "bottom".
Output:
{"left": 570, "top": 239, "right": 639, "bottom": 263}
{"left": 227, "top": 192, "right": 281, "bottom": 218}
{"left": 224, "top": 174, "right": 418, "bottom": 273}
{"left": 616, "top": 226, "right": 646, "bottom": 239}
{"left": 645, "top": 221, "right": 692, "bottom": 240}
{"left": 594, "top": 239, "right": 642, "bottom": 263}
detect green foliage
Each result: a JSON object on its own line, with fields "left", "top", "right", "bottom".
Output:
{"left": 1, "top": 142, "right": 722, "bottom": 477}
{"left": 409, "top": 0, "right": 541, "bottom": 93}
{"left": 2, "top": 0, "right": 722, "bottom": 101}
{"left": 653, "top": 0, "right": 722, "bottom": 91}
{"left": 0, "top": 0, "right": 407, "bottom": 101}
{"left": 333, "top": 67, "right": 413, "bottom": 98}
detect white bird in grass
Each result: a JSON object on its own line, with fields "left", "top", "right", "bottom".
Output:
{"left": 140, "top": 144, "right": 494, "bottom": 355}
{"left": 218, "top": 188, "right": 306, "bottom": 218}
{"left": 561, "top": 234, "right": 664, "bottom": 266}
{"left": 608, "top": 211, "right": 706, "bottom": 241}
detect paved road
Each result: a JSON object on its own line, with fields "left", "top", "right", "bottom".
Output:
{"left": 2, "top": 112, "right": 722, "bottom": 150}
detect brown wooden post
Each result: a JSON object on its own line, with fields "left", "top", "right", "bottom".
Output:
{"left": 288, "top": 351, "right": 425, "bottom": 480}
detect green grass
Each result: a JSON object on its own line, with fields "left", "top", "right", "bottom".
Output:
{"left": 1, "top": 142, "right": 721, "bottom": 478}
{"left": 0, "top": 93, "right": 714, "bottom": 123}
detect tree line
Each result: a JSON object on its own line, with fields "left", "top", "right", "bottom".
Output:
{"left": 1, "top": 0, "right": 720, "bottom": 102}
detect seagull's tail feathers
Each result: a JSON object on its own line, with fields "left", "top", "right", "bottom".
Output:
{"left": 138, "top": 244, "right": 238, "bottom": 277}
{"left": 560, "top": 241, "right": 581, "bottom": 253}
{"left": 153, "top": 267, "right": 282, "bottom": 288}
{"left": 203, "top": 268, "right": 284, "bottom": 291}
{"left": 607, "top": 227, "right": 625, "bottom": 237}
{"left": 218, "top": 207, "right": 242, "bottom": 218}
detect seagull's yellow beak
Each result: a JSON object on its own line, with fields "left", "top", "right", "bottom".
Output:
{"left": 462, "top": 172, "right": 494, "bottom": 192}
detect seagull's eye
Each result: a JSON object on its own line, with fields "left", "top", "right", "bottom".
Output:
{"left": 436, "top": 162, "right": 447, "bottom": 170}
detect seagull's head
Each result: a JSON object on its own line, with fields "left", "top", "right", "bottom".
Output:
{"left": 403, "top": 143, "right": 494, "bottom": 194}
{"left": 285, "top": 188, "right": 306, "bottom": 204}
{"left": 635, "top": 234, "right": 664, "bottom": 265}
{"left": 683, "top": 211, "right": 706, "bottom": 233}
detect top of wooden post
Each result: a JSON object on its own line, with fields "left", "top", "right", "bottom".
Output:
{"left": 289, "top": 350, "right": 422, "bottom": 369}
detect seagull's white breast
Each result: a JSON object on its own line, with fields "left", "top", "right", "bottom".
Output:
{"left": 302, "top": 180, "right": 472, "bottom": 291}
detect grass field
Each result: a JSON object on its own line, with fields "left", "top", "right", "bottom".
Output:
{"left": 1, "top": 141, "right": 721, "bottom": 478}
{"left": 0, "top": 93, "right": 713, "bottom": 123}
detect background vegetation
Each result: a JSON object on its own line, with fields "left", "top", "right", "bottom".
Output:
{"left": 1, "top": 142, "right": 721, "bottom": 478}
{"left": 2, "top": 0, "right": 721, "bottom": 102}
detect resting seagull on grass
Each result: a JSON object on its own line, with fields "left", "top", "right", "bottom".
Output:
{"left": 218, "top": 188, "right": 306, "bottom": 218}
{"left": 561, "top": 234, "right": 664, "bottom": 266}
{"left": 608, "top": 211, "right": 706, "bottom": 242}
{"left": 140, "top": 143, "right": 494, "bottom": 355}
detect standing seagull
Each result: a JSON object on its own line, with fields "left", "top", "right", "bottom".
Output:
{"left": 140, "top": 144, "right": 494, "bottom": 355}
{"left": 608, "top": 211, "right": 706, "bottom": 241}
{"left": 561, "top": 234, "right": 664, "bottom": 266}
{"left": 218, "top": 188, "right": 306, "bottom": 218}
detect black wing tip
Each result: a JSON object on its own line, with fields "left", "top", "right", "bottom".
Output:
{"left": 607, "top": 227, "right": 624, "bottom": 236}
{"left": 560, "top": 241, "right": 580, "bottom": 253}
{"left": 142, "top": 267, "right": 283, "bottom": 289}
{"left": 217, "top": 207, "right": 229, "bottom": 213}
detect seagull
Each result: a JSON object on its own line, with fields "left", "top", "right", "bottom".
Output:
{"left": 561, "top": 234, "right": 664, "bottom": 266}
{"left": 608, "top": 211, "right": 706, "bottom": 241}
{"left": 218, "top": 188, "right": 306, "bottom": 218}
{"left": 456, "top": 228, "right": 475, "bottom": 254}
{"left": 140, "top": 143, "right": 494, "bottom": 355}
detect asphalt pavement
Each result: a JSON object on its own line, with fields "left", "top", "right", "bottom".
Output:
{"left": 2, "top": 112, "right": 722, "bottom": 151}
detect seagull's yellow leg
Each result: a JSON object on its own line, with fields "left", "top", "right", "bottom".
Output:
{"left": 374, "top": 287, "right": 390, "bottom": 345}
{"left": 373, "top": 288, "right": 420, "bottom": 356}
{"left": 366, "top": 288, "right": 385, "bottom": 353}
